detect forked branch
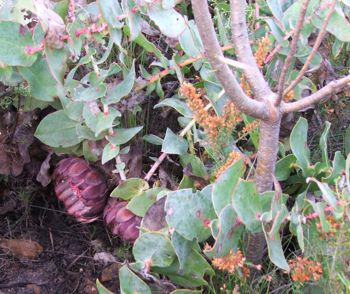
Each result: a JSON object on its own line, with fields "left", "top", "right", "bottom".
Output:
{"left": 230, "top": 0, "right": 274, "bottom": 102}
{"left": 283, "top": 0, "right": 337, "bottom": 96}
{"left": 275, "top": 0, "right": 310, "bottom": 106}
{"left": 191, "top": 0, "right": 269, "bottom": 120}
{"left": 282, "top": 75, "right": 350, "bottom": 113}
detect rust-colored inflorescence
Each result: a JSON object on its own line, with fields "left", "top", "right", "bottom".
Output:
{"left": 180, "top": 82, "right": 242, "bottom": 143}
{"left": 284, "top": 90, "right": 295, "bottom": 102}
{"left": 75, "top": 23, "right": 108, "bottom": 37}
{"left": 212, "top": 249, "right": 250, "bottom": 277}
{"left": 222, "top": 101, "right": 243, "bottom": 129}
{"left": 216, "top": 151, "right": 243, "bottom": 178}
{"left": 316, "top": 215, "right": 342, "bottom": 238}
{"left": 240, "top": 74, "right": 252, "bottom": 97}
{"left": 288, "top": 256, "right": 323, "bottom": 283}
{"left": 239, "top": 35, "right": 270, "bottom": 98}
{"left": 239, "top": 120, "right": 260, "bottom": 138}
{"left": 254, "top": 34, "right": 271, "bottom": 68}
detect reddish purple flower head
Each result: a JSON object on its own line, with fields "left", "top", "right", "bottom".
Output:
{"left": 54, "top": 157, "right": 107, "bottom": 223}
{"left": 103, "top": 198, "right": 141, "bottom": 242}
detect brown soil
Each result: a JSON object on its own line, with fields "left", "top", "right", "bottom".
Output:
{"left": 0, "top": 172, "right": 122, "bottom": 294}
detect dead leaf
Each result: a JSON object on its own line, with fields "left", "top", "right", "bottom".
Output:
{"left": 0, "top": 110, "right": 37, "bottom": 176}
{"left": 0, "top": 193, "right": 17, "bottom": 215}
{"left": 142, "top": 197, "right": 167, "bottom": 231}
{"left": 33, "top": 0, "right": 66, "bottom": 49}
{"left": 36, "top": 151, "right": 53, "bottom": 187}
{"left": 100, "top": 263, "right": 122, "bottom": 282}
{"left": 93, "top": 252, "right": 117, "bottom": 265}
{"left": 120, "top": 142, "right": 143, "bottom": 178}
{"left": 183, "top": 163, "right": 209, "bottom": 189}
{"left": 27, "top": 284, "right": 41, "bottom": 294}
{"left": 83, "top": 282, "right": 98, "bottom": 294}
{"left": 0, "top": 238, "right": 43, "bottom": 259}
{"left": 159, "top": 166, "right": 177, "bottom": 190}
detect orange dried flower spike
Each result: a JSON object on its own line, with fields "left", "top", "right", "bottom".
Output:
{"left": 239, "top": 120, "right": 260, "bottom": 138}
{"left": 316, "top": 215, "right": 342, "bottom": 238}
{"left": 254, "top": 34, "right": 271, "bottom": 68}
{"left": 212, "top": 249, "right": 250, "bottom": 278}
{"left": 284, "top": 90, "right": 295, "bottom": 102}
{"left": 223, "top": 102, "right": 243, "bottom": 129}
{"left": 180, "top": 83, "right": 242, "bottom": 143}
{"left": 288, "top": 256, "right": 323, "bottom": 283}
{"left": 239, "top": 35, "right": 270, "bottom": 99}
{"left": 240, "top": 74, "right": 252, "bottom": 97}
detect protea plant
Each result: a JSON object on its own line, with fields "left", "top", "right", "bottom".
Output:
{"left": 103, "top": 198, "right": 141, "bottom": 242}
{"left": 54, "top": 157, "right": 107, "bottom": 223}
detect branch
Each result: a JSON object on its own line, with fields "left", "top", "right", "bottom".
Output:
{"left": 276, "top": 0, "right": 310, "bottom": 106}
{"left": 144, "top": 90, "right": 224, "bottom": 181}
{"left": 217, "top": 56, "right": 256, "bottom": 71}
{"left": 283, "top": 0, "right": 337, "bottom": 96}
{"left": 134, "top": 45, "right": 233, "bottom": 93}
{"left": 264, "top": 3, "right": 322, "bottom": 64}
{"left": 116, "top": 155, "right": 126, "bottom": 181}
{"left": 230, "top": 0, "right": 274, "bottom": 101}
{"left": 144, "top": 152, "right": 167, "bottom": 182}
{"left": 282, "top": 75, "right": 350, "bottom": 113}
{"left": 191, "top": 0, "right": 269, "bottom": 120}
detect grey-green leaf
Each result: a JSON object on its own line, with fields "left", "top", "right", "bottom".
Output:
{"left": 101, "top": 143, "right": 120, "bottom": 164}
{"left": 98, "top": 0, "right": 124, "bottom": 29}
{"left": 104, "top": 61, "right": 135, "bottom": 105}
{"left": 143, "top": 134, "right": 163, "bottom": 146}
{"left": 96, "top": 279, "right": 114, "bottom": 294}
{"left": 262, "top": 205, "right": 290, "bottom": 271}
{"left": 319, "top": 121, "right": 331, "bottom": 166}
{"left": 232, "top": 180, "right": 274, "bottom": 233}
{"left": 111, "top": 178, "right": 149, "bottom": 200}
{"left": 162, "top": 128, "right": 188, "bottom": 155}
{"left": 212, "top": 159, "right": 245, "bottom": 215}
{"left": 165, "top": 188, "right": 216, "bottom": 242}
{"left": 119, "top": 265, "right": 151, "bottom": 294}
{"left": 133, "top": 232, "right": 176, "bottom": 267}
{"left": 0, "top": 22, "right": 37, "bottom": 66}
{"left": 275, "top": 154, "right": 297, "bottom": 181}
{"left": 147, "top": 4, "right": 186, "bottom": 38}
{"left": 204, "top": 205, "right": 243, "bottom": 258}
{"left": 95, "top": 108, "right": 121, "bottom": 136}
{"left": 290, "top": 117, "right": 312, "bottom": 176}
{"left": 19, "top": 58, "right": 57, "bottom": 101}
{"left": 155, "top": 97, "right": 193, "bottom": 118}
{"left": 127, "top": 187, "right": 164, "bottom": 217}
{"left": 72, "top": 83, "right": 107, "bottom": 102}
{"left": 108, "top": 126, "right": 143, "bottom": 145}
{"left": 35, "top": 110, "right": 83, "bottom": 147}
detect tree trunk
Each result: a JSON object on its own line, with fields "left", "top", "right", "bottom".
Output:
{"left": 246, "top": 117, "right": 281, "bottom": 265}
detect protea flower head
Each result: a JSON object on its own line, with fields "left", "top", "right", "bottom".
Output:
{"left": 103, "top": 198, "right": 141, "bottom": 242}
{"left": 54, "top": 157, "right": 107, "bottom": 223}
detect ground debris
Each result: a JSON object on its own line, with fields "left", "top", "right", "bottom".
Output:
{"left": 0, "top": 238, "right": 43, "bottom": 259}
{"left": 93, "top": 252, "right": 117, "bottom": 265}
{"left": 100, "top": 263, "right": 122, "bottom": 282}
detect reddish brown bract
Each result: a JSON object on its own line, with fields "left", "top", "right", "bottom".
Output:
{"left": 103, "top": 198, "right": 141, "bottom": 242}
{"left": 54, "top": 157, "right": 107, "bottom": 223}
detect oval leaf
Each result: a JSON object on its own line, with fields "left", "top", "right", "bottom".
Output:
{"left": 0, "top": 22, "right": 37, "bottom": 66}
{"left": 133, "top": 232, "right": 176, "bottom": 267}
{"left": 119, "top": 265, "right": 151, "bottom": 294}
{"left": 108, "top": 126, "right": 143, "bottom": 145}
{"left": 162, "top": 128, "right": 188, "bottom": 155}
{"left": 111, "top": 178, "right": 149, "bottom": 200}
{"left": 35, "top": 110, "right": 83, "bottom": 147}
